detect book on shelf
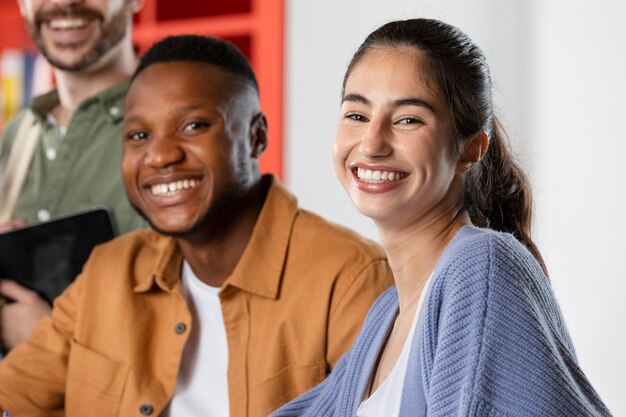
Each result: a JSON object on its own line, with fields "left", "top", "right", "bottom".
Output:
{"left": 0, "top": 50, "right": 52, "bottom": 131}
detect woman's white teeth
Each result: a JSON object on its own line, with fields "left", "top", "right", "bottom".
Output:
{"left": 151, "top": 179, "right": 197, "bottom": 196}
{"left": 356, "top": 168, "right": 406, "bottom": 182}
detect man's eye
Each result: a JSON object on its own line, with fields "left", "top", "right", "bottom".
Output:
{"left": 346, "top": 113, "right": 368, "bottom": 122}
{"left": 126, "top": 131, "right": 148, "bottom": 141}
{"left": 183, "top": 121, "right": 210, "bottom": 132}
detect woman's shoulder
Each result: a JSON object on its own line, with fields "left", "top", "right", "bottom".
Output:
{"left": 442, "top": 225, "right": 534, "bottom": 262}
{"left": 436, "top": 226, "right": 545, "bottom": 286}
{"left": 428, "top": 225, "right": 553, "bottom": 330}
{"left": 420, "top": 232, "right": 610, "bottom": 417}
{"left": 428, "top": 225, "right": 565, "bottom": 349}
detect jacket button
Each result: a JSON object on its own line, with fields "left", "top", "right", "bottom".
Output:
{"left": 175, "top": 322, "right": 186, "bottom": 334}
{"left": 139, "top": 403, "right": 153, "bottom": 415}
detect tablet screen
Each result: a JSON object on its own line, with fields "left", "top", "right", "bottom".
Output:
{"left": 0, "top": 207, "right": 116, "bottom": 303}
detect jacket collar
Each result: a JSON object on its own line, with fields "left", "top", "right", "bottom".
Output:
{"left": 222, "top": 175, "right": 297, "bottom": 299}
{"left": 132, "top": 175, "right": 297, "bottom": 299}
{"left": 132, "top": 232, "right": 183, "bottom": 293}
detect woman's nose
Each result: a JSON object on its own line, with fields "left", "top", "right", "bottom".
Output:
{"left": 359, "top": 120, "right": 392, "bottom": 158}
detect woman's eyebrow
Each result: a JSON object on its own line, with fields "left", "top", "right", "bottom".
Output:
{"left": 393, "top": 98, "right": 436, "bottom": 113}
{"left": 342, "top": 93, "right": 369, "bottom": 104}
{"left": 342, "top": 94, "right": 436, "bottom": 114}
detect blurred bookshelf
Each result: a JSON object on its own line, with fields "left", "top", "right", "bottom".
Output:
{"left": 0, "top": 0, "right": 284, "bottom": 176}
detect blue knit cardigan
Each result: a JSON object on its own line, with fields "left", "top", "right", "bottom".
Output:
{"left": 271, "top": 226, "right": 612, "bottom": 417}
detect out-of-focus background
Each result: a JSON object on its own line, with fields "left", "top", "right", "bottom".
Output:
{"left": 1, "top": 0, "right": 624, "bottom": 414}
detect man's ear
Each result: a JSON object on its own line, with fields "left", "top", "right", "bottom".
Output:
{"left": 249, "top": 112, "right": 268, "bottom": 158}
{"left": 456, "top": 130, "right": 489, "bottom": 174}
{"left": 130, "top": 0, "right": 144, "bottom": 14}
{"left": 17, "top": 0, "right": 27, "bottom": 18}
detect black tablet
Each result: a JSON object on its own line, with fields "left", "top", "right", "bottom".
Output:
{"left": 0, "top": 207, "right": 117, "bottom": 303}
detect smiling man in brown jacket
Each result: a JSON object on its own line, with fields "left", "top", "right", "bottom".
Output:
{"left": 0, "top": 36, "right": 392, "bottom": 417}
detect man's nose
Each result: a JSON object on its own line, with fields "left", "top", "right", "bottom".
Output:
{"left": 144, "top": 135, "right": 185, "bottom": 169}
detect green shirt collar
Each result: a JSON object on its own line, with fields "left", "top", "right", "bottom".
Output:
{"left": 29, "top": 80, "right": 129, "bottom": 123}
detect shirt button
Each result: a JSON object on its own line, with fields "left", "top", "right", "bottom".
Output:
{"left": 37, "top": 209, "right": 51, "bottom": 222}
{"left": 109, "top": 106, "right": 121, "bottom": 117}
{"left": 175, "top": 322, "right": 187, "bottom": 334}
{"left": 139, "top": 403, "right": 153, "bottom": 415}
{"left": 46, "top": 148, "right": 57, "bottom": 161}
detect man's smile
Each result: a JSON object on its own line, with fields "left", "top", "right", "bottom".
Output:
{"left": 150, "top": 178, "right": 199, "bottom": 196}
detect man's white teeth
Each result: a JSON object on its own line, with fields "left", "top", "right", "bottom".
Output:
{"left": 356, "top": 168, "right": 407, "bottom": 183}
{"left": 49, "top": 18, "right": 89, "bottom": 30}
{"left": 151, "top": 179, "right": 198, "bottom": 196}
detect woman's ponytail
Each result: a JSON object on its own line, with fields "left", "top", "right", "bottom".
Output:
{"left": 465, "top": 118, "right": 548, "bottom": 276}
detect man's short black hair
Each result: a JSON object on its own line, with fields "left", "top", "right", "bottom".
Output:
{"left": 132, "top": 34, "right": 259, "bottom": 91}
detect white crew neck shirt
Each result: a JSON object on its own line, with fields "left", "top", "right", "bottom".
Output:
{"left": 160, "top": 261, "right": 229, "bottom": 417}
{"left": 357, "top": 274, "right": 433, "bottom": 417}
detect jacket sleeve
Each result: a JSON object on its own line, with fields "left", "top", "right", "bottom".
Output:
{"left": 0, "top": 272, "right": 83, "bottom": 416}
{"left": 326, "top": 258, "right": 392, "bottom": 368}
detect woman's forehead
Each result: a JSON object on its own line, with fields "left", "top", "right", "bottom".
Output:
{"left": 344, "top": 48, "right": 445, "bottom": 111}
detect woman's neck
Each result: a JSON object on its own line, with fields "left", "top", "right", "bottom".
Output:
{"left": 378, "top": 209, "right": 471, "bottom": 315}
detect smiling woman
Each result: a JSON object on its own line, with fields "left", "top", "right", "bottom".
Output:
{"left": 334, "top": 48, "right": 459, "bottom": 230}
{"left": 272, "top": 18, "right": 611, "bottom": 417}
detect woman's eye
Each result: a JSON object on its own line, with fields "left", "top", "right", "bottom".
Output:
{"left": 396, "top": 117, "right": 423, "bottom": 125}
{"left": 345, "top": 113, "right": 368, "bottom": 122}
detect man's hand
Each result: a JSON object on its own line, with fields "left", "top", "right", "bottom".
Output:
{"left": 0, "top": 280, "right": 51, "bottom": 351}
{"left": 0, "top": 218, "right": 27, "bottom": 233}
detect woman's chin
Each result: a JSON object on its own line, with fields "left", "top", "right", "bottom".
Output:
{"left": 352, "top": 202, "right": 394, "bottom": 224}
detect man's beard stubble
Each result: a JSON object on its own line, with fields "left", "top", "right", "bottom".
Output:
{"left": 26, "top": 2, "right": 130, "bottom": 71}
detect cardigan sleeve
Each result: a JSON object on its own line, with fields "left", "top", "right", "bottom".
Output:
{"left": 420, "top": 231, "right": 612, "bottom": 417}
{"left": 270, "top": 345, "right": 351, "bottom": 416}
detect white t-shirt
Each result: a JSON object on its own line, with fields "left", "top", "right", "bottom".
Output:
{"left": 356, "top": 274, "right": 433, "bottom": 417}
{"left": 160, "top": 261, "right": 229, "bottom": 417}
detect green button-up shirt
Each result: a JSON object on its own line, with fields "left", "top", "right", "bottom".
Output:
{"left": 0, "top": 81, "right": 146, "bottom": 234}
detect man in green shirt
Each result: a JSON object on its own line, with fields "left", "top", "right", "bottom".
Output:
{"left": 0, "top": 0, "right": 145, "bottom": 351}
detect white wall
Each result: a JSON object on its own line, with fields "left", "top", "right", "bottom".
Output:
{"left": 528, "top": 1, "right": 626, "bottom": 414}
{"left": 286, "top": 0, "right": 624, "bottom": 415}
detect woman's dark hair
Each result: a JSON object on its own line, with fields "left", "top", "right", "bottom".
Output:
{"left": 343, "top": 18, "right": 547, "bottom": 275}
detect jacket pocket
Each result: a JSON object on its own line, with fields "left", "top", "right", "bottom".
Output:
{"left": 65, "top": 339, "right": 130, "bottom": 417}
{"left": 250, "top": 362, "right": 327, "bottom": 416}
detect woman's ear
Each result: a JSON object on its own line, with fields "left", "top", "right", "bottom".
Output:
{"left": 250, "top": 112, "right": 268, "bottom": 158}
{"left": 457, "top": 130, "right": 489, "bottom": 174}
